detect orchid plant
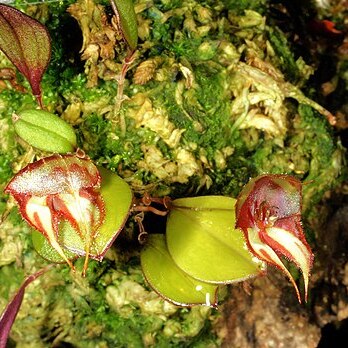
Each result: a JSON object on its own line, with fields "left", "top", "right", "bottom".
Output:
{"left": 0, "top": 3, "right": 314, "bottom": 347}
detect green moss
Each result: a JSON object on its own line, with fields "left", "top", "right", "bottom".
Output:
{"left": 222, "top": 0, "right": 267, "bottom": 14}
{"left": 266, "top": 26, "right": 301, "bottom": 83}
{"left": 297, "top": 105, "right": 346, "bottom": 210}
{"left": 0, "top": 265, "right": 24, "bottom": 299}
{"left": 0, "top": 153, "right": 13, "bottom": 184}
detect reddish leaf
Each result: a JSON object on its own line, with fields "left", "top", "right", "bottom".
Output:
{"left": 0, "top": 4, "right": 51, "bottom": 107}
{"left": 5, "top": 154, "right": 105, "bottom": 275}
{"left": 0, "top": 266, "right": 52, "bottom": 348}
{"left": 235, "top": 174, "right": 314, "bottom": 302}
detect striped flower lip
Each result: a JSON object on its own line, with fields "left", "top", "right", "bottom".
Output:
{"left": 235, "top": 174, "right": 314, "bottom": 303}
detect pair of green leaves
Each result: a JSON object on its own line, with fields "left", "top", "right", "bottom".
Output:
{"left": 141, "top": 197, "right": 262, "bottom": 307}
{"left": 141, "top": 174, "right": 315, "bottom": 307}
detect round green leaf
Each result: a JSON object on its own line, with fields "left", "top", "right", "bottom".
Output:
{"left": 141, "top": 234, "right": 219, "bottom": 307}
{"left": 166, "top": 196, "right": 262, "bottom": 284}
{"left": 32, "top": 167, "right": 132, "bottom": 262}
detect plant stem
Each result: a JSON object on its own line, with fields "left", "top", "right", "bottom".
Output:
{"left": 112, "top": 50, "right": 135, "bottom": 134}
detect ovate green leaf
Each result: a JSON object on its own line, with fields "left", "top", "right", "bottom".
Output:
{"left": 166, "top": 196, "right": 262, "bottom": 283}
{"left": 141, "top": 234, "right": 218, "bottom": 307}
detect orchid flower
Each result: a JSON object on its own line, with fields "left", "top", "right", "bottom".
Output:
{"left": 5, "top": 154, "right": 105, "bottom": 276}
{"left": 235, "top": 174, "right": 314, "bottom": 302}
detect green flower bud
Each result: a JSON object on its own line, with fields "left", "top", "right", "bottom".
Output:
{"left": 13, "top": 109, "right": 77, "bottom": 153}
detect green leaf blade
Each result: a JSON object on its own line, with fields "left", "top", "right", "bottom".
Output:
{"left": 141, "top": 234, "right": 218, "bottom": 307}
{"left": 112, "top": 0, "right": 138, "bottom": 51}
{"left": 167, "top": 196, "right": 262, "bottom": 284}
{"left": 13, "top": 109, "right": 77, "bottom": 153}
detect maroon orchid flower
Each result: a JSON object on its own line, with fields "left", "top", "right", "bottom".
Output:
{"left": 235, "top": 174, "right": 314, "bottom": 302}
{"left": 4, "top": 154, "right": 105, "bottom": 275}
